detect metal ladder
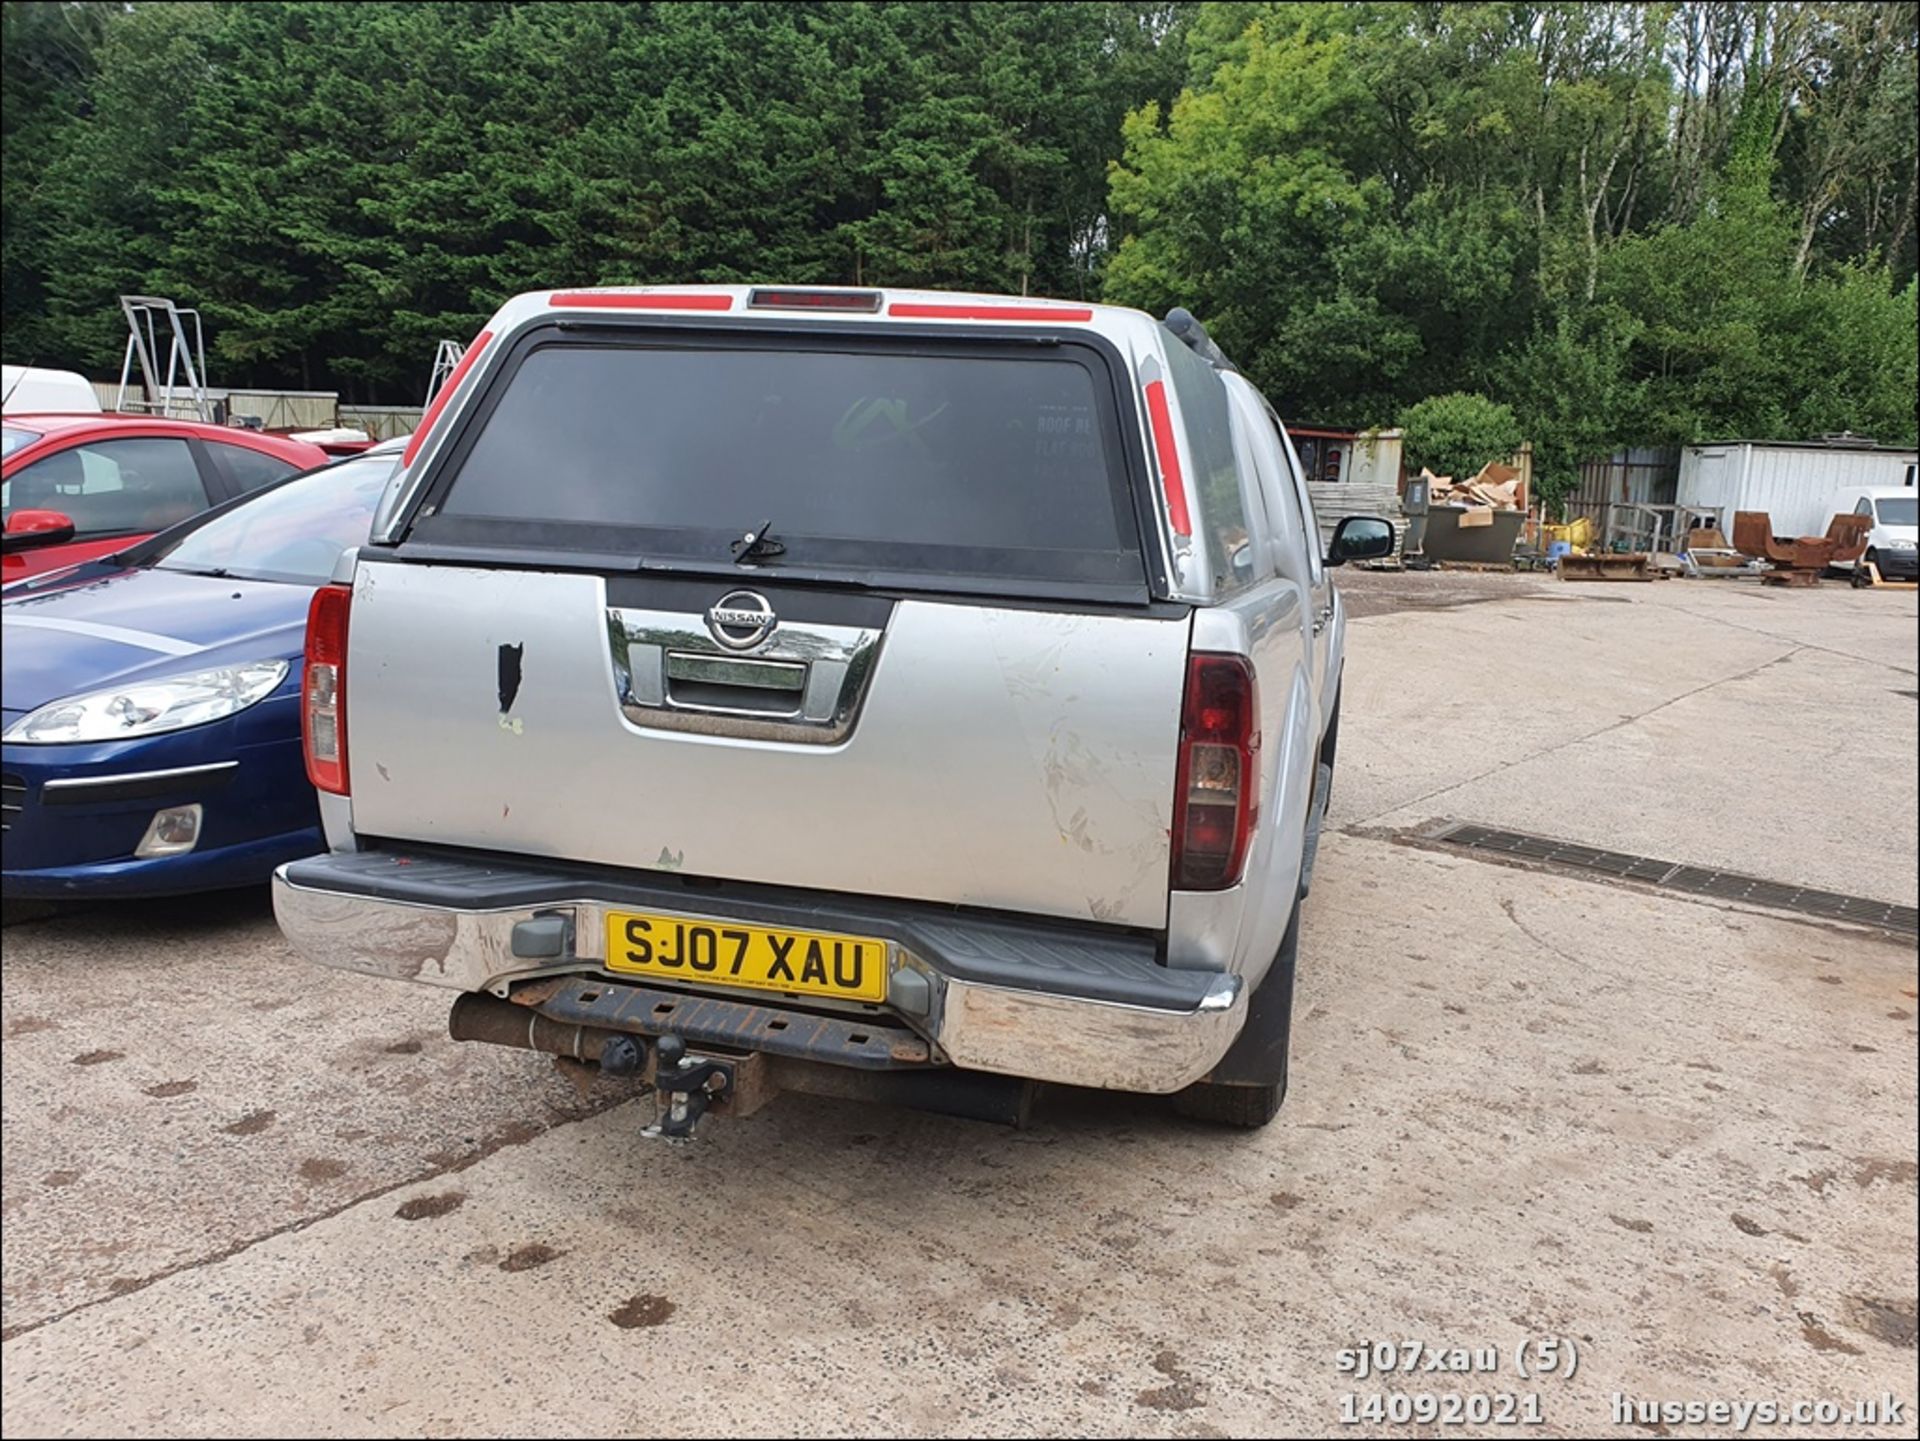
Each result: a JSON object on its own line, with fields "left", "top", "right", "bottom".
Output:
{"left": 114, "top": 295, "right": 211, "bottom": 421}
{"left": 424, "top": 338, "right": 467, "bottom": 406}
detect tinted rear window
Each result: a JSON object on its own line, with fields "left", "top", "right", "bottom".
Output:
{"left": 425, "top": 340, "right": 1143, "bottom": 590}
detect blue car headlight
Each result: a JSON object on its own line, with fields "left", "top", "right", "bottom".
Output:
{"left": 3, "top": 660, "right": 289, "bottom": 745}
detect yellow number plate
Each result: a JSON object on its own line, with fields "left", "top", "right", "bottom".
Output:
{"left": 603, "top": 910, "right": 889, "bottom": 1003}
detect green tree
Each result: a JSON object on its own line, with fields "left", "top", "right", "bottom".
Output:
{"left": 3, "top": 0, "right": 1914, "bottom": 427}
{"left": 1108, "top": 0, "right": 1917, "bottom": 480}
{"left": 30, "top": 2, "right": 226, "bottom": 374}
{"left": 1107, "top": 13, "right": 1404, "bottom": 418}
{"left": 1, "top": 0, "right": 108, "bottom": 365}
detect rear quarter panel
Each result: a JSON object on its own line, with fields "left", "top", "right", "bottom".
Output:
{"left": 1167, "top": 589, "right": 1315, "bottom": 987}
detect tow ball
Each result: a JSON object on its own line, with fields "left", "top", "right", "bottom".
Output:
{"left": 643, "top": 1034, "right": 734, "bottom": 1141}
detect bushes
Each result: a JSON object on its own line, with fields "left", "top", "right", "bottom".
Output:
{"left": 1394, "top": 392, "right": 1523, "bottom": 482}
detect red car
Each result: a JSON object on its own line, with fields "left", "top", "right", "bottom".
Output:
{"left": 2, "top": 415, "right": 330, "bottom": 585}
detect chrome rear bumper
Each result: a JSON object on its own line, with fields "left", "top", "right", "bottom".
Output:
{"left": 272, "top": 854, "right": 1244, "bottom": 1095}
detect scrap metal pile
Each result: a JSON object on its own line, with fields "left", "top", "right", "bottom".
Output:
{"left": 1731, "top": 511, "right": 1871, "bottom": 587}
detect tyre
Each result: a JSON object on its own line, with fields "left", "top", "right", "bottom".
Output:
{"left": 1171, "top": 1077, "right": 1284, "bottom": 1128}
{"left": 1852, "top": 551, "right": 1876, "bottom": 588}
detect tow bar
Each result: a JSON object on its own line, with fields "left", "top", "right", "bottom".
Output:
{"left": 447, "top": 987, "right": 1035, "bottom": 1130}
{"left": 644, "top": 1034, "right": 734, "bottom": 1142}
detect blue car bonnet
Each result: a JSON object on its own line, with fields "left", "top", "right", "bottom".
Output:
{"left": 1, "top": 566, "right": 313, "bottom": 719}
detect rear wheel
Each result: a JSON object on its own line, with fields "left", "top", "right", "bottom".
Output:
{"left": 1171, "top": 693, "right": 1334, "bottom": 1131}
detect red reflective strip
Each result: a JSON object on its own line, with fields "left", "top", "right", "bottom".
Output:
{"left": 401, "top": 329, "right": 493, "bottom": 467}
{"left": 886, "top": 302, "right": 1093, "bottom": 321}
{"left": 1143, "top": 379, "right": 1191, "bottom": 537}
{"left": 548, "top": 291, "right": 732, "bottom": 311}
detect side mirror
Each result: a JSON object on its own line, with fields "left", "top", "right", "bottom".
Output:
{"left": 2, "top": 509, "right": 77, "bottom": 553}
{"left": 1325, "top": 515, "right": 1395, "bottom": 567}
{"left": 1229, "top": 540, "right": 1255, "bottom": 583}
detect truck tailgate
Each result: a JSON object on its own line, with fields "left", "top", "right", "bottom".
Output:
{"left": 343, "top": 561, "right": 1188, "bottom": 929}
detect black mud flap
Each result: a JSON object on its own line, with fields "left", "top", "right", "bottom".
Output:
{"left": 1201, "top": 900, "right": 1300, "bottom": 1090}
{"left": 1299, "top": 761, "right": 1333, "bottom": 899}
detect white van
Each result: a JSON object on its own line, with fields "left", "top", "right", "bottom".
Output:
{"left": 0, "top": 365, "right": 102, "bottom": 416}
{"left": 1835, "top": 485, "right": 1919, "bottom": 583}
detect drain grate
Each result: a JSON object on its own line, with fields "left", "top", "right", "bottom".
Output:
{"left": 1431, "top": 823, "right": 1918, "bottom": 937}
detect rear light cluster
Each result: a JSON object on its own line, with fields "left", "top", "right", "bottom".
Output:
{"left": 1171, "top": 654, "right": 1259, "bottom": 890}
{"left": 303, "top": 584, "right": 352, "bottom": 796}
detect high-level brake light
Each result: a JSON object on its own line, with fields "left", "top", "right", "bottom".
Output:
{"left": 748, "top": 288, "right": 883, "bottom": 312}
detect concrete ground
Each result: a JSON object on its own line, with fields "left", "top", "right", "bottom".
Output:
{"left": 3, "top": 571, "right": 1915, "bottom": 1438}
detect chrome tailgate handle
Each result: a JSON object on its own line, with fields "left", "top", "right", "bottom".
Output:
{"left": 611, "top": 607, "right": 882, "bottom": 743}
{"left": 665, "top": 652, "right": 807, "bottom": 712}
{"left": 664, "top": 654, "right": 804, "bottom": 691}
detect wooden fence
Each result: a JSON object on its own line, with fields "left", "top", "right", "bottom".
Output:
{"left": 337, "top": 406, "right": 425, "bottom": 440}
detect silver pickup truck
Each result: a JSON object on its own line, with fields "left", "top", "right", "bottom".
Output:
{"left": 273, "top": 286, "right": 1393, "bottom": 1135}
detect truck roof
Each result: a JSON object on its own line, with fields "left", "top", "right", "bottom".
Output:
{"left": 507, "top": 284, "right": 1157, "bottom": 330}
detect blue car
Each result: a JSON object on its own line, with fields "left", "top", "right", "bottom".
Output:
{"left": 2, "top": 440, "right": 405, "bottom": 898}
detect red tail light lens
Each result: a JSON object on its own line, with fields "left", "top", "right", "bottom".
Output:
{"left": 303, "top": 584, "right": 352, "bottom": 795}
{"left": 1171, "top": 654, "right": 1259, "bottom": 889}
